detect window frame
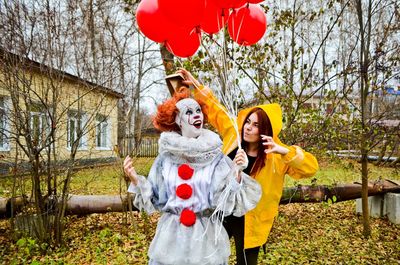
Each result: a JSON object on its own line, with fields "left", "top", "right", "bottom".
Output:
{"left": 95, "top": 114, "right": 111, "bottom": 150}
{"left": 29, "top": 108, "right": 50, "bottom": 148}
{"left": 0, "top": 96, "right": 10, "bottom": 151}
{"left": 66, "top": 110, "right": 88, "bottom": 151}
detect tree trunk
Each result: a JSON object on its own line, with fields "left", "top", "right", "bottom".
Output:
{"left": 160, "top": 44, "right": 175, "bottom": 75}
{"left": 280, "top": 179, "right": 399, "bottom": 204}
{"left": 2, "top": 180, "right": 398, "bottom": 218}
{"left": 356, "top": 0, "right": 373, "bottom": 238}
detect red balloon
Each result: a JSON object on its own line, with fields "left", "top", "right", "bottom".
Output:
{"left": 201, "top": 0, "right": 229, "bottom": 35}
{"left": 136, "top": 0, "right": 174, "bottom": 43}
{"left": 213, "top": 0, "right": 246, "bottom": 9}
{"left": 158, "top": 0, "right": 206, "bottom": 30}
{"left": 228, "top": 4, "right": 267, "bottom": 46}
{"left": 247, "top": 0, "right": 264, "bottom": 3}
{"left": 165, "top": 29, "right": 201, "bottom": 58}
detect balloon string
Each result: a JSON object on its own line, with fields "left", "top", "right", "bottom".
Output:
{"left": 192, "top": 41, "right": 242, "bottom": 149}
{"left": 197, "top": 8, "right": 247, "bottom": 149}
{"left": 225, "top": 10, "right": 246, "bottom": 148}
{"left": 221, "top": 23, "right": 241, "bottom": 148}
{"left": 234, "top": 7, "right": 247, "bottom": 46}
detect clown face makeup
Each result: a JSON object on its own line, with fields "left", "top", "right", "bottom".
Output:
{"left": 175, "top": 98, "right": 204, "bottom": 138}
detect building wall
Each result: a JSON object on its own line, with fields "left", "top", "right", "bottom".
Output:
{"left": 0, "top": 65, "right": 120, "bottom": 163}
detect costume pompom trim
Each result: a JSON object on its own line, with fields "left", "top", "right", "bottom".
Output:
{"left": 176, "top": 183, "right": 193, "bottom": 200}
{"left": 178, "top": 164, "right": 194, "bottom": 180}
{"left": 180, "top": 208, "right": 196, "bottom": 227}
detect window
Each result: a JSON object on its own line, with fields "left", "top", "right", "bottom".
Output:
{"left": 0, "top": 97, "right": 10, "bottom": 151}
{"left": 29, "top": 105, "right": 49, "bottom": 148}
{"left": 96, "top": 114, "right": 110, "bottom": 149}
{"left": 67, "top": 110, "right": 88, "bottom": 149}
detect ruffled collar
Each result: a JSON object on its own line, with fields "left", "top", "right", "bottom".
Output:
{"left": 158, "top": 129, "right": 223, "bottom": 166}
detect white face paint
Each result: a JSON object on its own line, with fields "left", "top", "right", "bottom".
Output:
{"left": 175, "top": 98, "right": 204, "bottom": 138}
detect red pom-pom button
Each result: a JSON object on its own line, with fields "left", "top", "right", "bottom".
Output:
{"left": 176, "top": 183, "right": 193, "bottom": 200}
{"left": 180, "top": 209, "right": 196, "bottom": 227}
{"left": 178, "top": 164, "right": 194, "bottom": 180}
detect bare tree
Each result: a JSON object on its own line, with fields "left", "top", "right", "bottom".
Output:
{"left": 0, "top": 0, "right": 145, "bottom": 245}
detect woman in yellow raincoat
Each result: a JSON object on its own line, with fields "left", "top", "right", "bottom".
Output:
{"left": 178, "top": 69, "right": 319, "bottom": 265}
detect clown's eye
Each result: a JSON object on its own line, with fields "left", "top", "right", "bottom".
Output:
{"left": 185, "top": 109, "right": 193, "bottom": 115}
{"left": 196, "top": 108, "right": 201, "bottom": 113}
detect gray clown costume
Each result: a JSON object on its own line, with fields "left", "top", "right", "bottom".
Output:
{"left": 128, "top": 128, "right": 261, "bottom": 265}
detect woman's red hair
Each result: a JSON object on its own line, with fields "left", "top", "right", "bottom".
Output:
{"left": 241, "top": 108, "right": 273, "bottom": 176}
{"left": 153, "top": 87, "right": 206, "bottom": 132}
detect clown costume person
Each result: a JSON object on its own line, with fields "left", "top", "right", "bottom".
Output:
{"left": 123, "top": 88, "right": 261, "bottom": 265}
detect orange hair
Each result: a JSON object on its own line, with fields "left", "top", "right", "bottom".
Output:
{"left": 153, "top": 87, "right": 207, "bottom": 132}
{"left": 153, "top": 87, "right": 191, "bottom": 132}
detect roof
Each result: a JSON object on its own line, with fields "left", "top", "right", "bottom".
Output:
{"left": 380, "top": 86, "right": 400, "bottom": 96}
{"left": 0, "top": 47, "right": 124, "bottom": 99}
{"left": 373, "top": 119, "right": 400, "bottom": 127}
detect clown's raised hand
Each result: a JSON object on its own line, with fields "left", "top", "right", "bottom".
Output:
{"left": 177, "top": 68, "right": 201, "bottom": 88}
{"left": 124, "top": 156, "right": 138, "bottom": 185}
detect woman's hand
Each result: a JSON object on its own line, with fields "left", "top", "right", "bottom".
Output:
{"left": 177, "top": 68, "right": 201, "bottom": 88}
{"left": 261, "top": 135, "right": 289, "bottom": 155}
{"left": 124, "top": 156, "right": 138, "bottom": 185}
{"left": 233, "top": 149, "right": 248, "bottom": 182}
{"left": 234, "top": 148, "right": 249, "bottom": 171}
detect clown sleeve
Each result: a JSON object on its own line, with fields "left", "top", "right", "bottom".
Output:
{"left": 210, "top": 156, "right": 261, "bottom": 217}
{"left": 127, "top": 156, "right": 167, "bottom": 214}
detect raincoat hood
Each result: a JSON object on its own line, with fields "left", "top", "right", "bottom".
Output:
{"left": 237, "top": 103, "right": 283, "bottom": 141}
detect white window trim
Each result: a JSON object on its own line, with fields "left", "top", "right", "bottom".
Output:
{"left": 66, "top": 111, "right": 88, "bottom": 151}
{"left": 81, "top": 114, "right": 89, "bottom": 149}
{"left": 30, "top": 110, "right": 50, "bottom": 148}
{"left": 95, "top": 115, "right": 112, "bottom": 151}
{"left": 0, "top": 97, "right": 11, "bottom": 151}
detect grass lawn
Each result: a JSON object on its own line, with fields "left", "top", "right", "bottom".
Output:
{"left": 0, "top": 157, "right": 399, "bottom": 264}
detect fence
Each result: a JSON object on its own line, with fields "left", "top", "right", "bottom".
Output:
{"left": 133, "top": 137, "right": 159, "bottom": 157}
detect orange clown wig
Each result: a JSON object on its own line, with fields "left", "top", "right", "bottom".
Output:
{"left": 152, "top": 87, "right": 207, "bottom": 132}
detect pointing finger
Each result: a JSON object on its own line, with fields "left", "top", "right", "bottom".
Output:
{"left": 262, "top": 142, "right": 274, "bottom": 146}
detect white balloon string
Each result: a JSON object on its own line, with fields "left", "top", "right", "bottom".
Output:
{"left": 221, "top": 27, "right": 242, "bottom": 149}
{"left": 226, "top": 5, "right": 248, "bottom": 136}
{"left": 190, "top": 40, "right": 242, "bottom": 150}
{"left": 199, "top": 22, "right": 243, "bottom": 149}
{"left": 234, "top": 6, "right": 247, "bottom": 46}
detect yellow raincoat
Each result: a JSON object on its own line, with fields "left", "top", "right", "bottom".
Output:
{"left": 194, "top": 86, "right": 319, "bottom": 249}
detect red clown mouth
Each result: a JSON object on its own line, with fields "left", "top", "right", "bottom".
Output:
{"left": 193, "top": 120, "right": 202, "bottom": 129}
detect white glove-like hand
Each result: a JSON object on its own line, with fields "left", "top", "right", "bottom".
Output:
{"left": 177, "top": 68, "right": 201, "bottom": 88}
{"left": 123, "top": 156, "right": 138, "bottom": 185}
{"left": 233, "top": 148, "right": 249, "bottom": 172}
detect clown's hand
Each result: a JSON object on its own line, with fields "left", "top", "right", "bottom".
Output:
{"left": 177, "top": 68, "right": 201, "bottom": 88}
{"left": 233, "top": 148, "right": 249, "bottom": 172}
{"left": 123, "top": 156, "right": 138, "bottom": 185}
